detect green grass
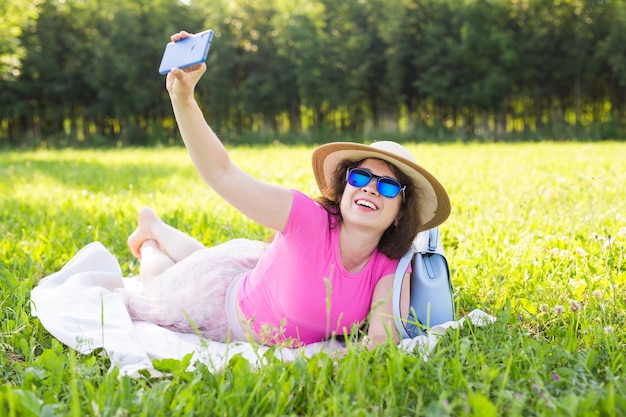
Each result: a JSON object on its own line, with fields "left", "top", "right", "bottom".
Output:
{"left": 1, "top": 142, "right": 625, "bottom": 416}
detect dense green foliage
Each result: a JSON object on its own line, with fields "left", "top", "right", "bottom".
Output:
{"left": 3, "top": 0, "right": 626, "bottom": 146}
{"left": 1, "top": 143, "right": 625, "bottom": 415}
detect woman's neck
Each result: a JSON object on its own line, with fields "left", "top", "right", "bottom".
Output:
{"left": 338, "top": 224, "right": 382, "bottom": 273}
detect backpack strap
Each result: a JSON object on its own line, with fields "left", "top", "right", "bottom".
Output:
{"left": 392, "top": 246, "right": 414, "bottom": 340}
{"left": 428, "top": 228, "right": 438, "bottom": 252}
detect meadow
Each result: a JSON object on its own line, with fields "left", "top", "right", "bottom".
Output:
{"left": 1, "top": 142, "right": 625, "bottom": 416}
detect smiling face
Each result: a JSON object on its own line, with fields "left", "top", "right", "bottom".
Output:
{"left": 339, "top": 158, "right": 404, "bottom": 234}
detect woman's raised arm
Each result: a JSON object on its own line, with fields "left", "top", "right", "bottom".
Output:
{"left": 166, "top": 33, "right": 292, "bottom": 232}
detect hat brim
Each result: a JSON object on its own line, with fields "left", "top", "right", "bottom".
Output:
{"left": 311, "top": 142, "right": 450, "bottom": 232}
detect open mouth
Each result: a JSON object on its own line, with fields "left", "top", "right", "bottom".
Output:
{"left": 356, "top": 199, "right": 378, "bottom": 210}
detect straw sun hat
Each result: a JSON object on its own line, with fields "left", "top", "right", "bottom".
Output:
{"left": 311, "top": 141, "right": 451, "bottom": 232}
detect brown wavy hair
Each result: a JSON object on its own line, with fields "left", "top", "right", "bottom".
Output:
{"left": 314, "top": 158, "right": 421, "bottom": 259}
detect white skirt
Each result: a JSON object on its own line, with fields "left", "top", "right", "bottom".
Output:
{"left": 119, "top": 238, "right": 267, "bottom": 342}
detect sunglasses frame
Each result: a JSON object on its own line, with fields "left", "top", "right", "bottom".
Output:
{"left": 346, "top": 167, "right": 406, "bottom": 199}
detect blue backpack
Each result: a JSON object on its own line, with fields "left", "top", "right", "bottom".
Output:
{"left": 392, "top": 227, "right": 455, "bottom": 338}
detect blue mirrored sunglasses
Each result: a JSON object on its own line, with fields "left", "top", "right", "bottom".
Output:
{"left": 346, "top": 167, "right": 406, "bottom": 199}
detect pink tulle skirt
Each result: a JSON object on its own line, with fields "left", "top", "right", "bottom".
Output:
{"left": 119, "top": 238, "right": 267, "bottom": 342}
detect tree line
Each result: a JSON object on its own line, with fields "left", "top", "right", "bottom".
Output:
{"left": 1, "top": 0, "right": 626, "bottom": 147}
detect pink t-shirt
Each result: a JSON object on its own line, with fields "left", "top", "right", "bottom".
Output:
{"left": 237, "top": 189, "right": 398, "bottom": 345}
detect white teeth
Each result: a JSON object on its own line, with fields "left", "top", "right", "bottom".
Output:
{"left": 356, "top": 200, "right": 377, "bottom": 210}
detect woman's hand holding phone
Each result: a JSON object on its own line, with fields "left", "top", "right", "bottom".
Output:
{"left": 158, "top": 29, "right": 213, "bottom": 75}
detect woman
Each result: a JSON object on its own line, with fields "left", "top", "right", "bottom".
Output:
{"left": 121, "top": 31, "right": 450, "bottom": 348}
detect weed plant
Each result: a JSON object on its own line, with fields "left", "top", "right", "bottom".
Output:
{"left": 1, "top": 142, "right": 625, "bottom": 416}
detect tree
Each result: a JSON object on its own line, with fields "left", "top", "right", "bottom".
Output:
{"left": 597, "top": 1, "right": 626, "bottom": 133}
{"left": 3, "top": 0, "right": 626, "bottom": 145}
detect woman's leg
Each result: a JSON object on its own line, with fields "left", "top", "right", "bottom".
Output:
{"left": 138, "top": 239, "right": 175, "bottom": 284}
{"left": 127, "top": 207, "right": 205, "bottom": 262}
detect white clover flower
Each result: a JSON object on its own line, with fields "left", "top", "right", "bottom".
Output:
{"left": 549, "top": 248, "right": 561, "bottom": 256}
{"left": 553, "top": 305, "right": 565, "bottom": 316}
{"left": 593, "top": 233, "right": 605, "bottom": 242}
{"left": 603, "top": 237, "right": 614, "bottom": 250}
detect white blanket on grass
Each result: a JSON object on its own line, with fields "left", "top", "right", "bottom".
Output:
{"left": 30, "top": 242, "right": 494, "bottom": 377}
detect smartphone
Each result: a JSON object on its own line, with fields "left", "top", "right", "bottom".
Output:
{"left": 158, "top": 29, "right": 214, "bottom": 75}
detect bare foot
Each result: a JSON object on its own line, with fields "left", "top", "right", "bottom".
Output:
{"left": 127, "top": 207, "right": 162, "bottom": 259}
